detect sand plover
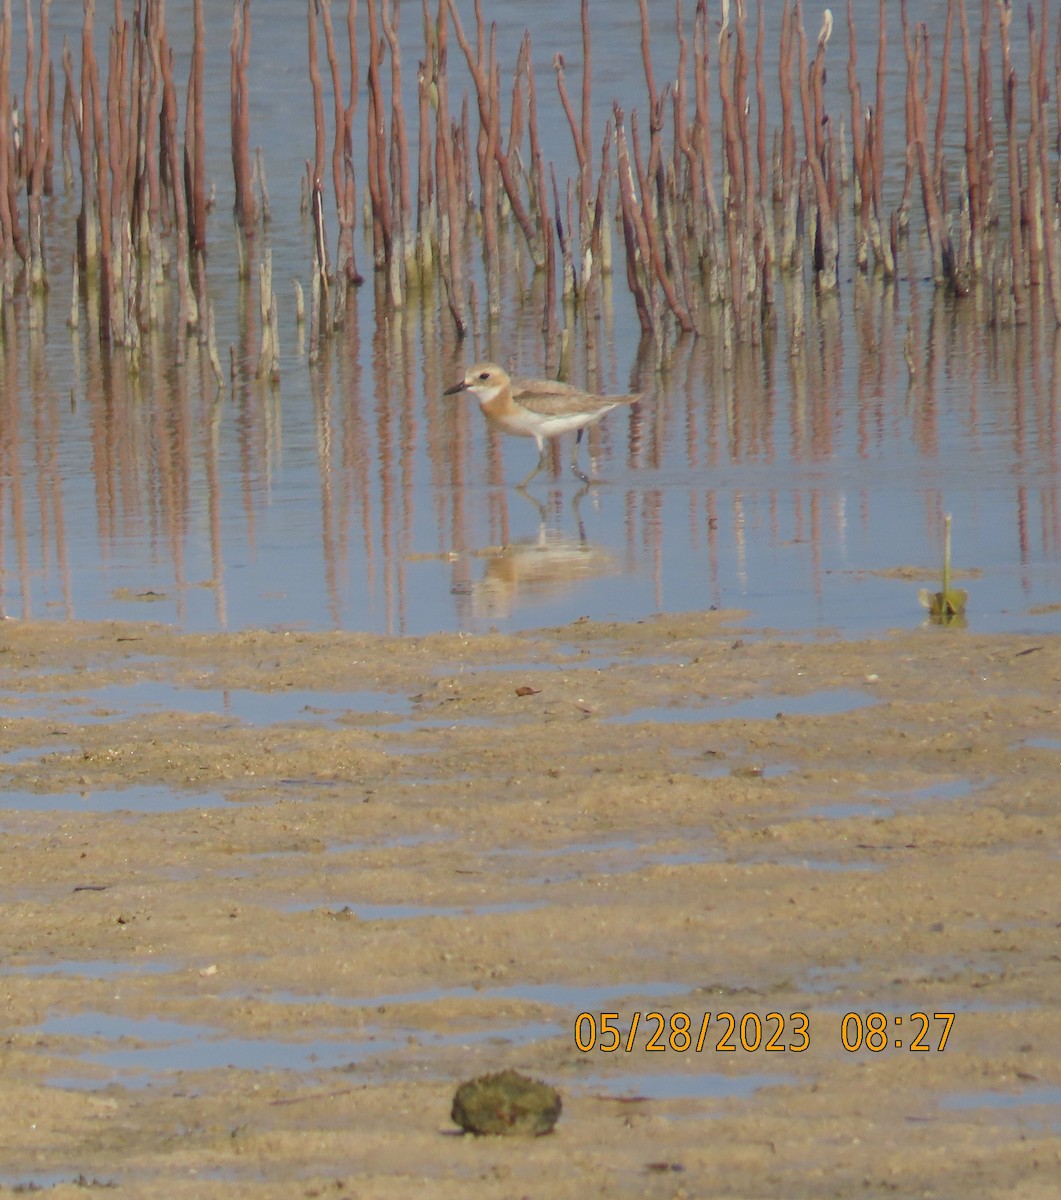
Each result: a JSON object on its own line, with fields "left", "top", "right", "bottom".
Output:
{"left": 444, "top": 362, "right": 640, "bottom": 486}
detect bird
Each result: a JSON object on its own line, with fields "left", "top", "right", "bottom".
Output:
{"left": 444, "top": 362, "right": 641, "bottom": 487}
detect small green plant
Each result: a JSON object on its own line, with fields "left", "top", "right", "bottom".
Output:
{"left": 919, "top": 514, "right": 968, "bottom": 625}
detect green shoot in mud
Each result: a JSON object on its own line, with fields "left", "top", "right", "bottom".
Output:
{"left": 919, "top": 514, "right": 968, "bottom": 626}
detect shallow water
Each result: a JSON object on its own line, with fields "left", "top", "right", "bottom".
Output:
{"left": 33, "top": 980, "right": 693, "bottom": 1086}
{"left": 608, "top": 687, "right": 879, "bottom": 724}
{"left": 0, "top": 783, "right": 229, "bottom": 814}
{"left": 0, "top": 4, "right": 1057, "bottom": 641}
{"left": 941, "top": 1084, "right": 1061, "bottom": 1115}
{"left": 578, "top": 1071, "right": 784, "bottom": 1102}
{"left": 10, "top": 958, "right": 175, "bottom": 979}
{"left": 38, "top": 1010, "right": 564, "bottom": 1087}
{"left": 0, "top": 680, "right": 410, "bottom": 726}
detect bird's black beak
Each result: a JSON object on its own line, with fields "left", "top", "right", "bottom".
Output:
{"left": 443, "top": 380, "right": 469, "bottom": 396}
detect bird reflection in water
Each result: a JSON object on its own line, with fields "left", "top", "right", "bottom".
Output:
{"left": 451, "top": 486, "right": 618, "bottom": 622}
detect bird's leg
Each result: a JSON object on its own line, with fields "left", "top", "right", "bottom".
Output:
{"left": 569, "top": 428, "right": 591, "bottom": 484}
{"left": 518, "top": 444, "right": 548, "bottom": 488}
{"left": 572, "top": 481, "right": 591, "bottom": 543}
{"left": 515, "top": 483, "right": 549, "bottom": 523}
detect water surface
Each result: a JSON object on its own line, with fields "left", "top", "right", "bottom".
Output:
{"left": 1, "top": 3, "right": 1057, "bottom": 641}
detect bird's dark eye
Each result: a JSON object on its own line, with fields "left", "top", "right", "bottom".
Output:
{"left": 478, "top": 372, "right": 490, "bottom": 381}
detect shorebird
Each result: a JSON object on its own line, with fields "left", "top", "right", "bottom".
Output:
{"left": 444, "top": 362, "right": 641, "bottom": 486}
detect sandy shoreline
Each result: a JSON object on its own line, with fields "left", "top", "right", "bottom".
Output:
{"left": 1, "top": 612, "right": 1059, "bottom": 1197}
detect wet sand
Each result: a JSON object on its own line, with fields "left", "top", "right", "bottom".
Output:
{"left": 1, "top": 612, "right": 1059, "bottom": 1197}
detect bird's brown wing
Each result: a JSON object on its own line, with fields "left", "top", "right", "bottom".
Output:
{"left": 511, "top": 378, "right": 641, "bottom": 418}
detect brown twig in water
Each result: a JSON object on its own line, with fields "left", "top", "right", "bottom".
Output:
{"left": 185, "top": 0, "right": 207, "bottom": 253}
{"left": 0, "top": 0, "right": 25, "bottom": 281}
{"left": 996, "top": 0, "right": 1026, "bottom": 323}
{"left": 932, "top": 0, "right": 954, "bottom": 213}
{"left": 25, "top": 0, "right": 50, "bottom": 293}
{"left": 43, "top": 47, "right": 54, "bottom": 196}
{"left": 60, "top": 36, "right": 75, "bottom": 193}
{"left": 719, "top": 0, "right": 741, "bottom": 317}
{"left": 319, "top": 0, "right": 362, "bottom": 291}
{"left": 64, "top": 17, "right": 93, "bottom": 273}
{"left": 525, "top": 29, "right": 555, "bottom": 341}
{"left": 631, "top": 104, "right": 694, "bottom": 334}
{"left": 614, "top": 105, "right": 656, "bottom": 339}
{"left": 444, "top": 0, "right": 542, "bottom": 267}
{"left": 307, "top": 0, "right": 330, "bottom": 311}
{"left": 21, "top": 0, "right": 35, "bottom": 185}
{"left": 230, "top": 0, "right": 257, "bottom": 246}
{"left": 434, "top": 0, "right": 467, "bottom": 334}
{"left": 671, "top": 0, "right": 700, "bottom": 328}
{"left": 957, "top": 0, "right": 981, "bottom": 275}
{"left": 754, "top": 0, "right": 773, "bottom": 311}
{"left": 551, "top": 163, "right": 573, "bottom": 299}
{"left": 365, "top": 0, "right": 392, "bottom": 274}
{"left": 796, "top": 3, "right": 838, "bottom": 289}
{"left": 589, "top": 117, "right": 612, "bottom": 293}
{"left": 871, "top": 0, "right": 895, "bottom": 274}
{"left": 415, "top": 10, "right": 435, "bottom": 275}
{"left": 692, "top": 0, "right": 720, "bottom": 234}
{"left": 478, "top": 15, "right": 501, "bottom": 316}
{"left": 847, "top": 0, "right": 869, "bottom": 272}
{"left": 900, "top": 3, "right": 960, "bottom": 294}
{"left": 1033, "top": 0, "right": 1061, "bottom": 323}
{"left": 777, "top": 1, "right": 798, "bottom": 268}
{"left": 381, "top": 0, "right": 413, "bottom": 297}
{"left": 553, "top": 49, "right": 588, "bottom": 295}
{"left": 1025, "top": 2, "right": 1043, "bottom": 291}
{"left": 143, "top": 0, "right": 165, "bottom": 316}
{"left": 976, "top": 0, "right": 996, "bottom": 237}
{"left": 160, "top": 23, "right": 196, "bottom": 342}
{"left": 85, "top": 0, "right": 114, "bottom": 340}
{"left": 734, "top": 0, "right": 761, "bottom": 335}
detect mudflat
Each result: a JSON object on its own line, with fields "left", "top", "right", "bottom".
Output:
{"left": 1, "top": 611, "right": 1058, "bottom": 1198}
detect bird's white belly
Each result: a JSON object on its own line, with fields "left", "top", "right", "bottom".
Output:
{"left": 535, "top": 412, "right": 602, "bottom": 437}
{"left": 485, "top": 408, "right": 600, "bottom": 440}
{"left": 483, "top": 408, "right": 541, "bottom": 439}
